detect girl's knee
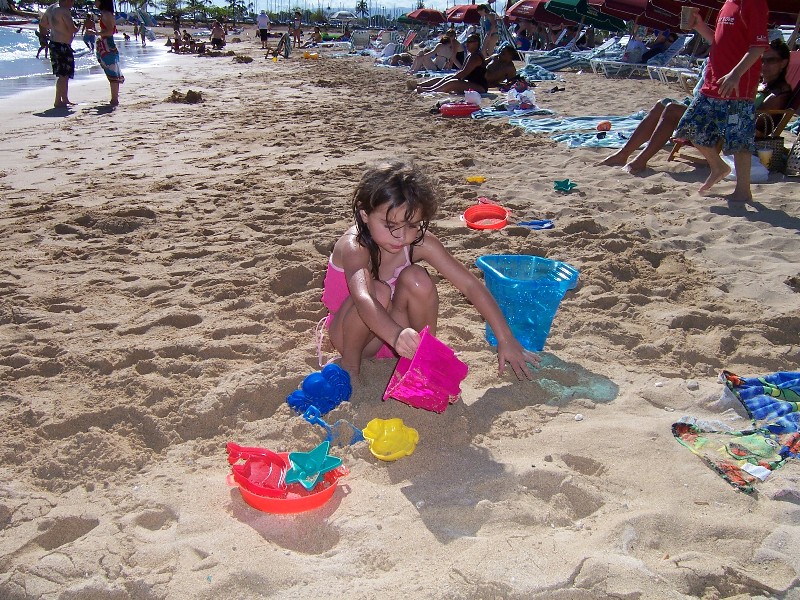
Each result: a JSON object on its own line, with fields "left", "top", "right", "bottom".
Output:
{"left": 395, "top": 265, "right": 436, "bottom": 298}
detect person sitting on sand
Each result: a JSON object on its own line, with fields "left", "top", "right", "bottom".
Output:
{"left": 182, "top": 30, "right": 196, "bottom": 52}
{"left": 415, "top": 33, "right": 488, "bottom": 94}
{"left": 485, "top": 42, "right": 520, "bottom": 89}
{"left": 322, "top": 159, "right": 539, "bottom": 378}
{"left": 210, "top": 21, "right": 226, "bottom": 49}
{"left": 409, "top": 34, "right": 463, "bottom": 74}
{"left": 301, "top": 26, "right": 323, "bottom": 48}
{"left": 599, "top": 39, "right": 792, "bottom": 174}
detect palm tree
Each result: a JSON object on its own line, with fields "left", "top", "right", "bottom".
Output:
{"left": 185, "top": 0, "right": 208, "bottom": 22}
{"left": 355, "top": 0, "right": 368, "bottom": 19}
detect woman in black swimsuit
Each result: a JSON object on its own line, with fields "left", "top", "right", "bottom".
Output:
{"left": 415, "top": 33, "right": 488, "bottom": 94}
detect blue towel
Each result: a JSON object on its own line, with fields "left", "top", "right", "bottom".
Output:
{"left": 471, "top": 107, "right": 554, "bottom": 120}
{"left": 722, "top": 370, "right": 800, "bottom": 434}
{"left": 508, "top": 111, "right": 647, "bottom": 148}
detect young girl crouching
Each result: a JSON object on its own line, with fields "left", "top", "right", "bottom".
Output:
{"left": 322, "top": 160, "right": 540, "bottom": 378}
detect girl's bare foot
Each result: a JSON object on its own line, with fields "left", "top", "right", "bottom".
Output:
{"left": 699, "top": 164, "right": 731, "bottom": 194}
{"left": 726, "top": 192, "right": 752, "bottom": 203}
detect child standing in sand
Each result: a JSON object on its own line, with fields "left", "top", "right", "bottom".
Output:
{"left": 322, "top": 160, "right": 540, "bottom": 378}
{"left": 675, "top": 0, "right": 769, "bottom": 202}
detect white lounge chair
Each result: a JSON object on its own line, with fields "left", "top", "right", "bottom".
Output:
{"left": 594, "top": 35, "right": 688, "bottom": 79}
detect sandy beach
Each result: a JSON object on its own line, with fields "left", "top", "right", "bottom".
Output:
{"left": 1, "top": 29, "right": 799, "bottom": 599}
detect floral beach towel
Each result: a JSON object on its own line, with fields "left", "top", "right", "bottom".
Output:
{"left": 673, "top": 371, "right": 800, "bottom": 494}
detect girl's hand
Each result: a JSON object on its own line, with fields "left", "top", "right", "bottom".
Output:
{"left": 394, "top": 327, "right": 421, "bottom": 359}
{"left": 497, "top": 339, "right": 540, "bottom": 380}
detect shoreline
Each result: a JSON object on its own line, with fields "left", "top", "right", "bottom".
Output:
{"left": 1, "top": 39, "right": 799, "bottom": 599}
{"left": 0, "top": 34, "right": 174, "bottom": 101}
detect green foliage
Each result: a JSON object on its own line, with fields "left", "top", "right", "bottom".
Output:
{"left": 355, "top": 0, "right": 367, "bottom": 18}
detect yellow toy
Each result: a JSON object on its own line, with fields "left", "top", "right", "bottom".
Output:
{"left": 362, "top": 418, "right": 419, "bottom": 462}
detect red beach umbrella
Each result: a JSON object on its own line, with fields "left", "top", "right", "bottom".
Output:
{"left": 446, "top": 4, "right": 483, "bottom": 24}
{"left": 602, "top": 0, "right": 677, "bottom": 28}
{"left": 407, "top": 8, "right": 447, "bottom": 24}
{"left": 649, "top": 0, "right": 798, "bottom": 24}
{"left": 506, "top": 0, "right": 576, "bottom": 25}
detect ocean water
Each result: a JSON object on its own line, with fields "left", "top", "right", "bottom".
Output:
{"left": 0, "top": 25, "right": 168, "bottom": 99}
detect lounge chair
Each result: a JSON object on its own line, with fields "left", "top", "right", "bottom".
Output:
{"left": 645, "top": 36, "right": 696, "bottom": 83}
{"left": 594, "top": 35, "right": 689, "bottom": 79}
{"left": 522, "top": 36, "right": 623, "bottom": 73}
{"left": 349, "top": 30, "right": 371, "bottom": 51}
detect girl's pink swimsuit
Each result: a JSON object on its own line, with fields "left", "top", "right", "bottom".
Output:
{"left": 321, "top": 247, "right": 412, "bottom": 359}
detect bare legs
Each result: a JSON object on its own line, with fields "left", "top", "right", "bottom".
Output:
{"left": 729, "top": 151, "right": 753, "bottom": 202}
{"left": 109, "top": 81, "right": 119, "bottom": 106}
{"left": 625, "top": 103, "right": 687, "bottom": 173}
{"left": 599, "top": 101, "right": 687, "bottom": 172}
{"left": 693, "top": 143, "right": 731, "bottom": 194}
{"left": 54, "top": 76, "right": 71, "bottom": 107}
{"left": 329, "top": 265, "right": 437, "bottom": 375}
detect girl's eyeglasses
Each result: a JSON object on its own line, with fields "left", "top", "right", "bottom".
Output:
{"left": 762, "top": 56, "right": 784, "bottom": 64}
{"left": 387, "top": 223, "right": 423, "bottom": 239}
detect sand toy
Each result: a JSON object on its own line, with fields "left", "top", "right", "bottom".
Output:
{"left": 285, "top": 441, "right": 343, "bottom": 491}
{"left": 287, "top": 363, "right": 352, "bottom": 415}
{"left": 464, "top": 202, "right": 509, "bottom": 230}
{"left": 226, "top": 442, "right": 288, "bottom": 498}
{"left": 302, "top": 405, "right": 364, "bottom": 447}
{"left": 476, "top": 255, "right": 579, "bottom": 351}
{"left": 383, "top": 326, "right": 469, "bottom": 413}
{"left": 362, "top": 418, "right": 419, "bottom": 461}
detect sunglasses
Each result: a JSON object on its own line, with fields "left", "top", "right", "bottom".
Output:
{"left": 762, "top": 56, "right": 784, "bottom": 64}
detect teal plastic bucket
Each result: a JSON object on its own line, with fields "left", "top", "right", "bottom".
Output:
{"left": 476, "top": 255, "right": 579, "bottom": 351}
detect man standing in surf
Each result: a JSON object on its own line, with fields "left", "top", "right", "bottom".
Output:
{"left": 39, "top": 0, "right": 78, "bottom": 108}
{"left": 674, "top": 0, "right": 769, "bottom": 203}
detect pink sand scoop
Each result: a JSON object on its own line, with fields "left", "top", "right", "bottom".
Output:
{"left": 383, "top": 326, "right": 469, "bottom": 413}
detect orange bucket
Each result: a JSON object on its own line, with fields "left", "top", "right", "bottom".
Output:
{"left": 464, "top": 203, "right": 508, "bottom": 230}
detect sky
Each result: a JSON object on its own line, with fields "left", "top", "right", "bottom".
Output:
{"left": 247, "top": 0, "right": 460, "bottom": 17}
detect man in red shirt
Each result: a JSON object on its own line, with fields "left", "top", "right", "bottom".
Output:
{"left": 675, "top": 0, "right": 769, "bottom": 202}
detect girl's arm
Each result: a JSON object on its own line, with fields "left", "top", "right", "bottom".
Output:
{"left": 417, "top": 234, "right": 539, "bottom": 380}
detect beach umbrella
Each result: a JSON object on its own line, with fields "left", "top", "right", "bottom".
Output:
{"left": 641, "top": 0, "right": 720, "bottom": 29}
{"left": 446, "top": 4, "right": 482, "bottom": 24}
{"left": 407, "top": 8, "right": 447, "bottom": 24}
{"left": 648, "top": 0, "right": 798, "bottom": 23}
{"left": 506, "top": 0, "right": 576, "bottom": 26}
{"left": 544, "top": 0, "right": 628, "bottom": 31}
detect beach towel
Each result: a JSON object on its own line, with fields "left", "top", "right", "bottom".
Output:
{"left": 96, "top": 36, "right": 124, "bottom": 84}
{"left": 517, "top": 64, "right": 559, "bottom": 82}
{"left": 509, "top": 111, "right": 647, "bottom": 148}
{"left": 673, "top": 370, "right": 800, "bottom": 493}
{"left": 471, "top": 107, "right": 554, "bottom": 119}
